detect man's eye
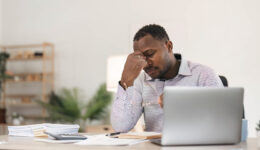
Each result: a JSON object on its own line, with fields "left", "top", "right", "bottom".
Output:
{"left": 146, "top": 53, "right": 154, "bottom": 57}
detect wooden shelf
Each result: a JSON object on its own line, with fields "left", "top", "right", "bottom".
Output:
{"left": 0, "top": 42, "right": 54, "bottom": 49}
{"left": 15, "top": 114, "right": 48, "bottom": 120}
{"left": 6, "top": 80, "right": 43, "bottom": 83}
{"left": 5, "top": 94, "right": 39, "bottom": 98}
{"left": 5, "top": 80, "right": 53, "bottom": 84}
{"left": 7, "top": 103, "right": 39, "bottom": 107}
{"left": 7, "top": 56, "right": 52, "bottom": 61}
{"left": 1, "top": 42, "right": 54, "bottom": 124}
{"left": 5, "top": 73, "right": 53, "bottom": 83}
{"left": 10, "top": 73, "right": 52, "bottom": 76}
{"left": 22, "top": 115, "right": 47, "bottom": 120}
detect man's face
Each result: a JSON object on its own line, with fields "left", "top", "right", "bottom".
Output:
{"left": 133, "top": 34, "right": 172, "bottom": 79}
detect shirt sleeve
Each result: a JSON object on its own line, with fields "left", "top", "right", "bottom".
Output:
{"left": 110, "top": 74, "right": 143, "bottom": 132}
{"left": 198, "top": 66, "right": 224, "bottom": 87}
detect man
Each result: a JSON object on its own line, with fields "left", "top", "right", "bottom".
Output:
{"left": 111, "top": 24, "right": 223, "bottom": 132}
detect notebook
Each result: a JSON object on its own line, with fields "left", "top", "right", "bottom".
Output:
{"left": 116, "top": 132, "right": 161, "bottom": 139}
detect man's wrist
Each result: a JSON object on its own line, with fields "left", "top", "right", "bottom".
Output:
{"left": 119, "top": 81, "right": 127, "bottom": 90}
{"left": 119, "top": 80, "right": 133, "bottom": 90}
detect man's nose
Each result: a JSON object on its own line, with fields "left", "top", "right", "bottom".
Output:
{"left": 146, "top": 58, "right": 152, "bottom": 66}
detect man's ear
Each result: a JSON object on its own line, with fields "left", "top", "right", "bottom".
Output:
{"left": 166, "top": 41, "right": 173, "bottom": 53}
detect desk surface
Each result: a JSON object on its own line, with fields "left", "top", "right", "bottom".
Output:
{"left": 0, "top": 135, "right": 259, "bottom": 150}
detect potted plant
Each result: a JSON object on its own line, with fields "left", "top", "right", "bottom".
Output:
{"left": 256, "top": 120, "right": 260, "bottom": 147}
{"left": 38, "top": 83, "right": 112, "bottom": 131}
{"left": 0, "top": 52, "right": 11, "bottom": 123}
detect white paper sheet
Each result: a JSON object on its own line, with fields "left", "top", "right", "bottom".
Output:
{"left": 35, "top": 138, "right": 83, "bottom": 144}
{"left": 0, "top": 141, "right": 7, "bottom": 144}
{"left": 75, "top": 134, "right": 147, "bottom": 146}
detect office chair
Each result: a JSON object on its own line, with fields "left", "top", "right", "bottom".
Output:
{"left": 174, "top": 53, "right": 182, "bottom": 60}
{"left": 219, "top": 75, "right": 228, "bottom": 87}
{"left": 219, "top": 75, "right": 245, "bottom": 118}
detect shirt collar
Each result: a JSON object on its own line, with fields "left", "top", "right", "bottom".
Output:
{"left": 144, "top": 59, "right": 192, "bottom": 81}
{"left": 178, "top": 59, "right": 192, "bottom": 76}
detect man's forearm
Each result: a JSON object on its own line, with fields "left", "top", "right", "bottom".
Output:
{"left": 110, "top": 85, "right": 142, "bottom": 132}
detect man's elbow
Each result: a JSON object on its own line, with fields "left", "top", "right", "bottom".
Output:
{"left": 110, "top": 115, "right": 134, "bottom": 133}
{"left": 111, "top": 122, "right": 134, "bottom": 133}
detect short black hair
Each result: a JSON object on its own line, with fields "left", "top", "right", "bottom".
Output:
{"left": 133, "top": 24, "right": 170, "bottom": 42}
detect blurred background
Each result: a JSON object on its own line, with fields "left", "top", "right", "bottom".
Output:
{"left": 0, "top": 0, "right": 259, "bottom": 137}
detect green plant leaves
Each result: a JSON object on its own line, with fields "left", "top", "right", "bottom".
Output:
{"left": 60, "top": 88, "right": 81, "bottom": 120}
{"left": 256, "top": 120, "right": 260, "bottom": 131}
{"left": 38, "top": 89, "right": 81, "bottom": 123}
{"left": 0, "top": 52, "right": 10, "bottom": 82}
{"left": 0, "top": 52, "right": 11, "bottom": 108}
{"left": 38, "top": 83, "right": 112, "bottom": 124}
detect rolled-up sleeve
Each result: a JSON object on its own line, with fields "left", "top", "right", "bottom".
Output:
{"left": 110, "top": 75, "right": 143, "bottom": 132}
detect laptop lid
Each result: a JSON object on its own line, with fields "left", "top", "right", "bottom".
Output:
{"left": 161, "top": 87, "right": 244, "bottom": 145}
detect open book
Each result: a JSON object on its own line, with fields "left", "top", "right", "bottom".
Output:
{"left": 116, "top": 132, "right": 161, "bottom": 139}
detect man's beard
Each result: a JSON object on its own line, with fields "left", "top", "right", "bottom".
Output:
{"left": 157, "top": 62, "right": 172, "bottom": 79}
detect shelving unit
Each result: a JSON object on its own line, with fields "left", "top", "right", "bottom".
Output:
{"left": 0, "top": 42, "right": 54, "bottom": 124}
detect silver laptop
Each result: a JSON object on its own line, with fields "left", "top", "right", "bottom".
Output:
{"left": 152, "top": 87, "right": 244, "bottom": 146}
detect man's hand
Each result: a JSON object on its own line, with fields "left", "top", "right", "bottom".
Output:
{"left": 158, "top": 94, "right": 163, "bottom": 108}
{"left": 120, "top": 51, "right": 147, "bottom": 89}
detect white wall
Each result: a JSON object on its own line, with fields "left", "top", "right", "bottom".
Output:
{"left": 1, "top": 0, "right": 259, "bottom": 137}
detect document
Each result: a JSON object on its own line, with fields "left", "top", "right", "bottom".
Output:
{"left": 0, "top": 141, "right": 7, "bottom": 144}
{"left": 75, "top": 134, "right": 147, "bottom": 146}
{"left": 35, "top": 138, "right": 83, "bottom": 144}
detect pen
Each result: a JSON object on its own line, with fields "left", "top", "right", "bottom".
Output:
{"left": 106, "top": 132, "right": 121, "bottom": 136}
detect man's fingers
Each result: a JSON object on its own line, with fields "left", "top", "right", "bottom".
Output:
{"left": 134, "top": 60, "right": 147, "bottom": 72}
{"left": 133, "top": 51, "right": 143, "bottom": 55}
{"left": 133, "top": 51, "right": 146, "bottom": 59}
{"left": 140, "top": 59, "right": 147, "bottom": 67}
{"left": 158, "top": 94, "right": 164, "bottom": 108}
{"left": 130, "top": 52, "right": 147, "bottom": 69}
{"left": 160, "top": 94, "right": 163, "bottom": 100}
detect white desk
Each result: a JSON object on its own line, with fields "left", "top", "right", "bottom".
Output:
{"left": 0, "top": 135, "right": 259, "bottom": 150}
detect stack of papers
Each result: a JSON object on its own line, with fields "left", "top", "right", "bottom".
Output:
{"left": 44, "top": 124, "right": 79, "bottom": 135}
{"left": 8, "top": 124, "right": 45, "bottom": 137}
{"left": 8, "top": 123, "right": 79, "bottom": 137}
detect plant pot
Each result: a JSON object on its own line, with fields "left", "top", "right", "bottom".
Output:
{"left": 0, "top": 108, "right": 6, "bottom": 123}
{"left": 79, "top": 120, "right": 87, "bottom": 132}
